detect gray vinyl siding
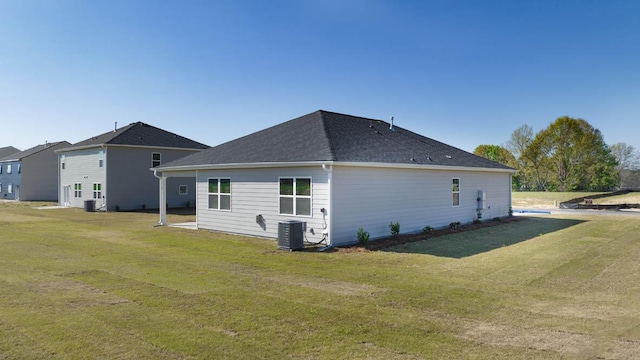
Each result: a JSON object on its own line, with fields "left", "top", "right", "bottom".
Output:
{"left": 20, "top": 143, "right": 67, "bottom": 201}
{"left": 330, "top": 166, "right": 511, "bottom": 245}
{"left": 59, "top": 148, "right": 107, "bottom": 208}
{"left": 106, "top": 147, "right": 198, "bottom": 211}
{"left": 196, "top": 167, "right": 329, "bottom": 243}
{"left": 0, "top": 161, "right": 21, "bottom": 200}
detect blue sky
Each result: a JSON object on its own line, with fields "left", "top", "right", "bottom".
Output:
{"left": 1, "top": 0, "right": 639, "bottom": 153}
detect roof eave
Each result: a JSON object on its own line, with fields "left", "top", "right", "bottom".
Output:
{"left": 155, "top": 160, "right": 515, "bottom": 174}
{"left": 57, "top": 143, "right": 207, "bottom": 153}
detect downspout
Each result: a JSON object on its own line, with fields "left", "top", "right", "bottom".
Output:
{"left": 195, "top": 169, "right": 199, "bottom": 227}
{"left": 509, "top": 174, "right": 513, "bottom": 215}
{"left": 153, "top": 169, "right": 167, "bottom": 226}
{"left": 321, "top": 164, "right": 333, "bottom": 247}
{"left": 57, "top": 154, "right": 61, "bottom": 206}
{"left": 102, "top": 145, "right": 107, "bottom": 210}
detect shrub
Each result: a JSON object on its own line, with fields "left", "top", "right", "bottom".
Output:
{"left": 357, "top": 228, "right": 370, "bottom": 245}
{"left": 422, "top": 226, "right": 433, "bottom": 233}
{"left": 473, "top": 219, "right": 481, "bottom": 225}
{"left": 389, "top": 221, "right": 400, "bottom": 236}
{"left": 449, "top": 221, "right": 461, "bottom": 229}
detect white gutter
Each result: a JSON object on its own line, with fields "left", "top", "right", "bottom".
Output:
{"left": 55, "top": 144, "right": 207, "bottom": 153}
{"left": 321, "top": 163, "right": 333, "bottom": 247}
{"left": 155, "top": 160, "right": 516, "bottom": 174}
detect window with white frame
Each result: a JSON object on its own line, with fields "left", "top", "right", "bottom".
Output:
{"left": 74, "top": 183, "right": 82, "bottom": 198}
{"left": 93, "top": 183, "right": 102, "bottom": 199}
{"left": 452, "top": 178, "right": 460, "bottom": 206}
{"left": 7, "top": 164, "right": 11, "bottom": 174}
{"left": 0, "top": 183, "right": 2, "bottom": 193}
{"left": 17, "top": 163, "right": 21, "bottom": 174}
{"left": 152, "top": 152, "right": 161, "bottom": 167}
{"left": 279, "top": 177, "right": 311, "bottom": 216}
{"left": 208, "top": 178, "right": 230, "bottom": 210}
{"left": 0, "top": 165, "right": 2, "bottom": 174}
{"left": 61, "top": 155, "right": 65, "bottom": 170}
{"left": 179, "top": 185, "right": 188, "bottom": 195}
{"left": 8, "top": 184, "right": 13, "bottom": 194}
{"left": 98, "top": 150, "right": 104, "bottom": 168}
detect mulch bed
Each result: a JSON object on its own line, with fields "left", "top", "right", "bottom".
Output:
{"left": 336, "top": 216, "right": 526, "bottom": 252}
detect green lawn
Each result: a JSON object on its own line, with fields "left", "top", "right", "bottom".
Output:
{"left": 1, "top": 205, "right": 640, "bottom": 359}
{"left": 511, "top": 191, "right": 606, "bottom": 208}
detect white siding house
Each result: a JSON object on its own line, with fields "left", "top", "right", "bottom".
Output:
{"left": 154, "top": 111, "right": 515, "bottom": 246}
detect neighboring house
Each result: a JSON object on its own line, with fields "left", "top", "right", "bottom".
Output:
{"left": 153, "top": 110, "right": 515, "bottom": 246}
{"left": 57, "top": 122, "right": 208, "bottom": 211}
{"left": 0, "top": 146, "right": 20, "bottom": 160}
{"left": 0, "top": 142, "right": 71, "bottom": 201}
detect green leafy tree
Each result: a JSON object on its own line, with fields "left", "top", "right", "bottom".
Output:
{"left": 473, "top": 144, "right": 516, "bottom": 167}
{"left": 529, "top": 116, "right": 617, "bottom": 191}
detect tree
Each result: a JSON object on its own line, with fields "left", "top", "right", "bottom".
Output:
{"left": 529, "top": 116, "right": 617, "bottom": 191}
{"left": 473, "top": 144, "right": 516, "bottom": 167}
{"left": 610, "top": 143, "right": 640, "bottom": 189}
{"left": 506, "top": 124, "right": 533, "bottom": 160}
{"left": 506, "top": 125, "right": 534, "bottom": 190}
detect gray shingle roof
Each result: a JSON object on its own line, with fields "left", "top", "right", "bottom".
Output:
{"left": 158, "top": 110, "right": 514, "bottom": 171}
{"left": 0, "top": 141, "right": 70, "bottom": 162}
{"left": 0, "top": 146, "right": 20, "bottom": 160}
{"left": 60, "top": 122, "right": 209, "bottom": 151}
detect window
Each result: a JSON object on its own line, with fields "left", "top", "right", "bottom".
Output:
{"left": 208, "top": 178, "right": 230, "bottom": 210}
{"left": 0, "top": 165, "right": 2, "bottom": 174}
{"left": 152, "top": 152, "right": 161, "bottom": 167}
{"left": 179, "top": 185, "right": 188, "bottom": 195}
{"left": 7, "top": 164, "right": 11, "bottom": 174}
{"left": 279, "top": 177, "right": 311, "bottom": 216}
{"left": 74, "top": 183, "right": 82, "bottom": 198}
{"left": 452, "top": 178, "right": 460, "bottom": 206}
{"left": 98, "top": 150, "right": 104, "bottom": 167}
{"left": 0, "top": 183, "right": 2, "bottom": 193}
{"left": 7, "top": 184, "right": 13, "bottom": 194}
{"left": 17, "top": 163, "right": 21, "bottom": 174}
{"left": 93, "top": 183, "right": 102, "bottom": 199}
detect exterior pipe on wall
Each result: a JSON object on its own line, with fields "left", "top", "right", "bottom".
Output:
{"left": 321, "top": 164, "right": 333, "bottom": 247}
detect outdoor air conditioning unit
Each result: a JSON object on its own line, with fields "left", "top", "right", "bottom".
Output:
{"left": 278, "top": 220, "right": 305, "bottom": 251}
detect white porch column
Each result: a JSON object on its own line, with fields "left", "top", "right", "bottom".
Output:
{"left": 159, "top": 175, "right": 167, "bottom": 226}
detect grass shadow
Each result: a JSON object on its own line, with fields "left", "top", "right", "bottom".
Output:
{"left": 384, "top": 217, "right": 586, "bottom": 258}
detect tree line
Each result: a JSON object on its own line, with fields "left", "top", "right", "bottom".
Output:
{"left": 474, "top": 116, "right": 640, "bottom": 192}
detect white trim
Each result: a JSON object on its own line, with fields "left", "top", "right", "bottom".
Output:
{"left": 152, "top": 152, "right": 162, "bottom": 168}
{"left": 278, "top": 176, "right": 312, "bottom": 217}
{"left": 56, "top": 144, "right": 207, "bottom": 153}
{"left": 452, "top": 177, "right": 460, "bottom": 207}
{"left": 92, "top": 182, "right": 102, "bottom": 200}
{"left": 155, "top": 161, "right": 516, "bottom": 174}
{"left": 207, "top": 177, "right": 231, "bottom": 211}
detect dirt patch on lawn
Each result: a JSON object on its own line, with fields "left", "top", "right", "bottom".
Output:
{"left": 28, "top": 279, "right": 131, "bottom": 308}
{"left": 263, "top": 273, "right": 384, "bottom": 297}
{"left": 337, "top": 217, "right": 525, "bottom": 252}
{"left": 459, "top": 319, "right": 597, "bottom": 357}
